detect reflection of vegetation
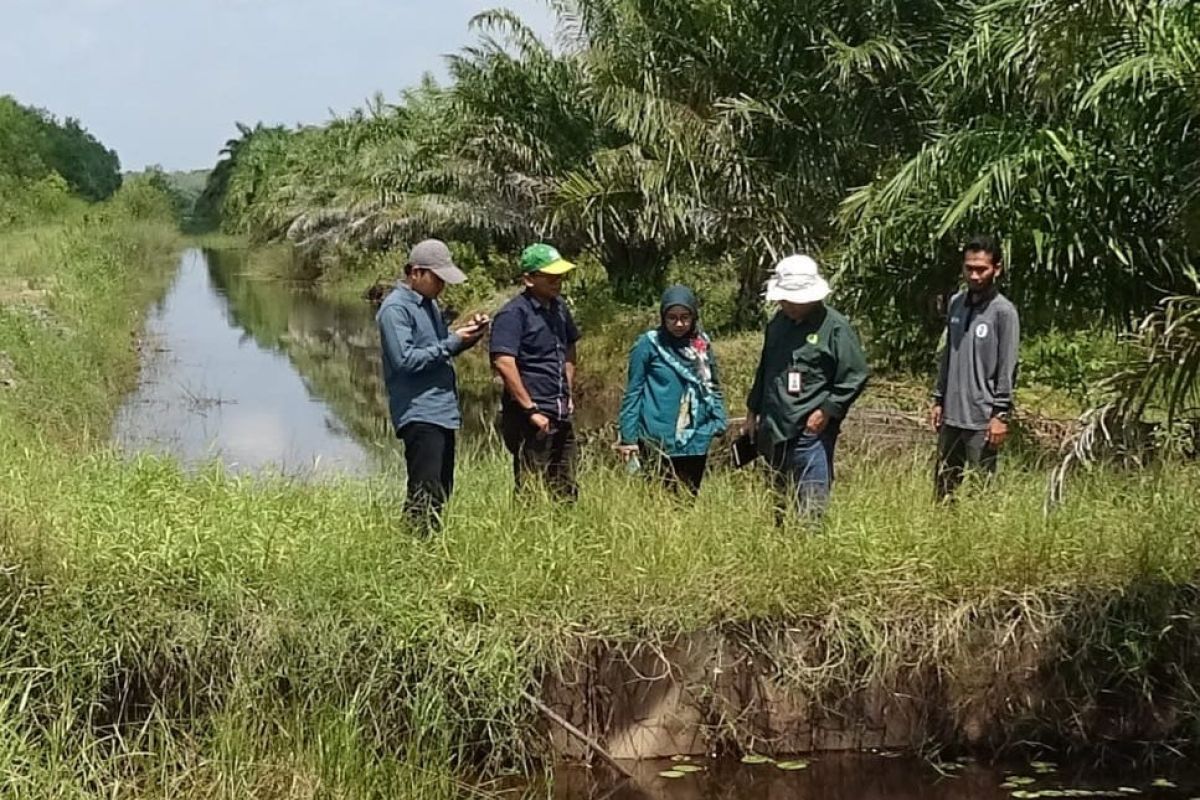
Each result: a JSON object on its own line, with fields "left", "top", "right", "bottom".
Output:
{"left": 206, "top": 248, "right": 308, "bottom": 348}
{"left": 205, "top": 248, "right": 392, "bottom": 444}
{"left": 204, "top": 248, "right": 507, "bottom": 446}
{"left": 209, "top": 245, "right": 658, "bottom": 444}
{"left": 286, "top": 336, "right": 392, "bottom": 445}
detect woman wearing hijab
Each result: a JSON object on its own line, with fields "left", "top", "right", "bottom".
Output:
{"left": 617, "top": 285, "right": 728, "bottom": 494}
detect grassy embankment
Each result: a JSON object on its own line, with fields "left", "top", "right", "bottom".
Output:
{"left": 2, "top": 229, "right": 1200, "bottom": 799}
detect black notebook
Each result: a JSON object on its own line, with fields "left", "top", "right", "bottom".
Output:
{"left": 731, "top": 433, "right": 759, "bottom": 469}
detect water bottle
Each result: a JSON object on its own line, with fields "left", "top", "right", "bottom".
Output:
{"left": 626, "top": 454, "right": 642, "bottom": 475}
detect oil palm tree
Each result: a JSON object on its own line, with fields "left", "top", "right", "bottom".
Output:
{"left": 838, "top": 0, "right": 1200, "bottom": 364}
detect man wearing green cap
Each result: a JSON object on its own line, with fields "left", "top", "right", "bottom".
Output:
{"left": 489, "top": 243, "right": 581, "bottom": 499}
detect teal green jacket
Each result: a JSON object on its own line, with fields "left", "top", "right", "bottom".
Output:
{"left": 618, "top": 330, "right": 728, "bottom": 457}
{"left": 747, "top": 305, "right": 870, "bottom": 448}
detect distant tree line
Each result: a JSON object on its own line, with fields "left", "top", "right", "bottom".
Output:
{"left": 0, "top": 95, "right": 122, "bottom": 201}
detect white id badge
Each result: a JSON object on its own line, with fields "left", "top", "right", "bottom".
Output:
{"left": 787, "top": 370, "right": 803, "bottom": 395}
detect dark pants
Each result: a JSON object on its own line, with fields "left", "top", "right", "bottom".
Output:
{"left": 500, "top": 409, "right": 578, "bottom": 500}
{"left": 935, "top": 425, "right": 997, "bottom": 500}
{"left": 768, "top": 422, "right": 840, "bottom": 519}
{"left": 641, "top": 445, "right": 708, "bottom": 496}
{"left": 398, "top": 422, "right": 456, "bottom": 532}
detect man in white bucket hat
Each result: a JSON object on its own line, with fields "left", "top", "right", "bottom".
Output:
{"left": 745, "top": 254, "right": 869, "bottom": 519}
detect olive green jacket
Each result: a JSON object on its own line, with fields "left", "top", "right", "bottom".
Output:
{"left": 746, "top": 305, "right": 870, "bottom": 447}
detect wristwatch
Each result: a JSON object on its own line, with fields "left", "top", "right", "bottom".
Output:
{"left": 993, "top": 409, "right": 1011, "bottom": 423}
{"left": 522, "top": 405, "right": 540, "bottom": 417}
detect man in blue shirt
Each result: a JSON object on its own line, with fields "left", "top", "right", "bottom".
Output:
{"left": 377, "top": 239, "right": 487, "bottom": 532}
{"left": 489, "top": 243, "right": 581, "bottom": 500}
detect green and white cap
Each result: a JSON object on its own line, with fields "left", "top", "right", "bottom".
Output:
{"left": 520, "top": 243, "right": 575, "bottom": 275}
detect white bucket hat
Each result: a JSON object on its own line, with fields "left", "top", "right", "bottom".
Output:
{"left": 764, "top": 254, "right": 830, "bottom": 303}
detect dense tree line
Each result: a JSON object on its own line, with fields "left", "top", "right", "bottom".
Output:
{"left": 0, "top": 95, "right": 121, "bottom": 202}
{"left": 200, "top": 0, "right": 1200, "bottom": 418}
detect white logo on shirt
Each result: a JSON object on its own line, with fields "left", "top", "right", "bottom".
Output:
{"left": 975, "top": 323, "right": 989, "bottom": 338}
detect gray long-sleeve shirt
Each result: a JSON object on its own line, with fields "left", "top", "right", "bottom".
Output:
{"left": 934, "top": 289, "right": 1020, "bottom": 431}
{"left": 377, "top": 283, "right": 470, "bottom": 432}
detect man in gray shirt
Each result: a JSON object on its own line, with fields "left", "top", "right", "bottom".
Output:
{"left": 930, "top": 235, "right": 1020, "bottom": 499}
{"left": 378, "top": 239, "right": 488, "bottom": 532}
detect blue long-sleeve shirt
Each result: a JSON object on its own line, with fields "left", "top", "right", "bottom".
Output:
{"left": 377, "top": 283, "right": 470, "bottom": 432}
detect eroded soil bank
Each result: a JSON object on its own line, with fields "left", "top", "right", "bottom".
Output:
{"left": 541, "top": 583, "right": 1200, "bottom": 761}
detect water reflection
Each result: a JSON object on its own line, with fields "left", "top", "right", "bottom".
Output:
{"left": 115, "top": 246, "right": 618, "bottom": 476}
{"left": 113, "top": 248, "right": 385, "bottom": 475}
{"left": 547, "top": 754, "right": 1199, "bottom": 800}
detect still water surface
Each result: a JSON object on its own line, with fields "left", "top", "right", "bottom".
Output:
{"left": 546, "top": 753, "right": 1199, "bottom": 800}
{"left": 114, "top": 248, "right": 611, "bottom": 475}
{"left": 113, "top": 248, "right": 389, "bottom": 475}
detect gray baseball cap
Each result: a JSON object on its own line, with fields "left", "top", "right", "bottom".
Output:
{"left": 408, "top": 239, "right": 467, "bottom": 285}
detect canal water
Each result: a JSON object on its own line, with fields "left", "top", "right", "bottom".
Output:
{"left": 545, "top": 753, "right": 1200, "bottom": 800}
{"left": 113, "top": 248, "right": 393, "bottom": 475}
{"left": 113, "top": 247, "right": 619, "bottom": 476}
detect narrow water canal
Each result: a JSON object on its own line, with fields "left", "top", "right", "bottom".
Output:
{"left": 113, "top": 248, "right": 388, "bottom": 475}
{"left": 113, "top": 247, "right": 611, "bottom": 475}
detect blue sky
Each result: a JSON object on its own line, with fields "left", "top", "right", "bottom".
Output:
{"left": 2, "top": 0, "right": 556, "bottom": 171}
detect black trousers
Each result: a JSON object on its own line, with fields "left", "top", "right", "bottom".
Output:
{"left": 935, "top": 424, "right": 997, "bottom": 500}
{"left": 500, "top": 408, "right": 578, "bottom": 500}
{"left": 641, "top": 445, "right": 708, "bottom": 496}
{"left": 398, "top": 422, "right": 456, "bottom": 531}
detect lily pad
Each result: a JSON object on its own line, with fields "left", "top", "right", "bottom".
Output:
{"left": 1151, "top": 779, "right": 1176, "bottom": 789}
{"left": 775, "top": 759, "right": 810, "bottom": 771}
{"left": 1031, "top": 761, "right": 1058, "bottom": 770}
{"left": 658, "top": 770, "right": 686, "bottom": 779}
{"left": 674, "top": 764, "right": 704, "bottom": 773}
{"left": 670, "top": 754, "right": 692, "bottom": 762}
{"left": 741, "top": 753, "right": 773, "bottom": 764}
{"left": 1008, "top": 777, "right": 1038, "bottom": 786}
{"left": 1116, "top": 788, "right": 1141, "bottom": 795}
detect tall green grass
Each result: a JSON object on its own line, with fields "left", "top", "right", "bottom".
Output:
{"left": 4, "top": 444, "right": 1200, "bottom": 796}
{"left": 3, "top": 217, "right": 1200, "bottom": 797}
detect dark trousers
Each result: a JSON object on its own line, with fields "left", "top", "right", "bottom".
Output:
{"left": 935, "top": 425, "right": 997, "bottom": 500}
{"left": 500, "top": 409, "right": 578, "bottom": 500}
{"left": 398, "top": 422, "right": 456, "bottom": 532}
{"left": 768, "top": 422, "right": 841, "bottom": 519}
{"left": 641, "top": 445, "right": 708, "bottom": 496}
